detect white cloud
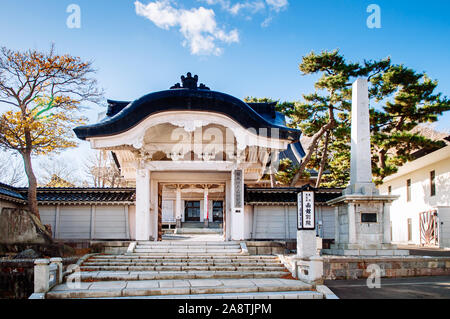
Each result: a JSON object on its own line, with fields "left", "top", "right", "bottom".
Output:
{"left": 203, "top": 0, "right": 266, "bottom": 15}
{"left": 260, "top": 16, "right": 272, "bottom": 28}
{"left": 135, "top": 1, "right": 239, "bottom": 56}
{"left": 265, "top": 0, "right": 288, "bottom": 12}
{"left": 201, "top": 0, "right": 288, "bottom": 27}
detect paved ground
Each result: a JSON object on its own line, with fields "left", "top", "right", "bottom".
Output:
{"left": 397, "top": 245, "right": 450, "bottom": 257}
{"left": 325, "top": 276, "right": 450, "bottom": 299}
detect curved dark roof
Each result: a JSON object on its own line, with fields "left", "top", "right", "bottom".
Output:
{"left": 74, "top": 73, "right": 301, "bottom": 142}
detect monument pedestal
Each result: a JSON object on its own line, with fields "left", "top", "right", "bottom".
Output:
{"left": 323, "top": 193, "right": 409, "bottom": 256}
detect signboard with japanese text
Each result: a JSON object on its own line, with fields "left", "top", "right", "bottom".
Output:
{"left": 297, "top": 191, "right": 315, "bottom": 230}
{"left": 234, "top": 169, "right": 243, "bottom": 210}
{"left": 297, "top": 192, "right": 303, "bottom": 230}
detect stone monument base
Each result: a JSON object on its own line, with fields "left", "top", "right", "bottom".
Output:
{"left": 322, "top": 243, "right": 409, "bottom": 256}
{"left": 326, "top": 193, "right": 409, "bottom": 257}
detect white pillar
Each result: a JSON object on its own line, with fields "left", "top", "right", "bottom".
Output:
{"left": 334, "top": 206, "right": 340, "bottom": 244}
{"left": 225, "top": 179, "right": 231, "bottom": 241}
{"left": 297, "top": 230, "right": 317, "bottom": 258}
{"left": 348, "top": 203, "right": 356, "bottom": 244}
{"left": 34, "top": 259, "right": 50, "bottom": 293}
{"left": 203, "top": 187, "right": 209, "bottom": 227}
{"left": 50, "top": 258, "right": 63, "bottom": 284}
{"left": 176, "top": 186, "right": 182, "bottom": 228}
{"left": 136, "top": 168, "right": 151, "bottom": 241}
{"left": 383, "top": 202, "right": 392, "bottom": 244}
{"left": 231, "top": 169, "right": 245, "bottom": 240}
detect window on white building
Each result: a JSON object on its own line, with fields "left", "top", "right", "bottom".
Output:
{"left": 430, "top": 170, "right": 436, "bottom": 197}
{"left": 406, "top": 179, "right": 411, "bottom": 202}
{"left": 407, "top": 218, "right": 412, "bottom": 242}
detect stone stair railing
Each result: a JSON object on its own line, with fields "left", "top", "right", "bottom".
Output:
{"left": 29, "top": 258, "right": 63, "bottom": 299}
{"left": 278, "top": 255, "right": 324, "bottom": 284}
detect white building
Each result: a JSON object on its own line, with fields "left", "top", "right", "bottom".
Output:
{"left": 379, "top": 140, "right": 450, "bottom": 249}
{"left": 72, "top": 73, "right": 310, "bottom": 241}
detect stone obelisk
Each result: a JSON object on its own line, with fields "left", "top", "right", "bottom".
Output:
{"left": 346, "top": 78, "right": 378, "bottom": 196}
{"left": 323, "top": 78, "right": 408, "bottom": 256}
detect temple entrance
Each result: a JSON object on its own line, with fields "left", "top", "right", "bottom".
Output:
{"left": 213, "top": 201, "right": 224, "bottom": 223}
{"left": 159, "top": 182, "right": 226, "bottom": 236}
{"left": 185, "top": 201, "right": 201, "bottom": 221}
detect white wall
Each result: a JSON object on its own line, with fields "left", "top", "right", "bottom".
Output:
{"left": 39, "top": 206, "right": 57, "bottom": 237}
{"left": 38, "top": 204, "right": 131, "bottom": 240}
{"left": 380, "top": 155, "right": 450, "bottom": 247}
{"left": 439, "top": 207, "right": 450, "bottom": 248}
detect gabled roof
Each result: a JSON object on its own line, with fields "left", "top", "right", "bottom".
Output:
{"left": 20, "top": 188, "right": 136, "bottom": 205}
{"left": 0, "top": 182, "right": 135, "bottom": 205}
{"left": 74, "top": 73, "right": 302, "bottom": 142}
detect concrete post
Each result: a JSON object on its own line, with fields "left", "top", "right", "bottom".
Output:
{"left": 50, "top": 258, "right": 63, "bottom": 284}
{"left": 309, "top": 256, "right": 324, "bottom": 283}
{"left": 334, "top": 206, "right": 340, "bottom": 244}
{"left": 383, "top": 202, "right": 392, "bottom": 244}
{"left": 296, "top": 230, "right": 317, "bottom": 258}
{"left": 348, "top": 203, "right": 356, "bottom": 244}
{"left": 230, "top": 169, "right": 245, "bottom": 240}
{"left": 176, "top": 186, "right": 182, "bottom": 229}
{"left": 203, "top": 187, "right": 209, "bottom": 228}
{"left": 34, "top": 259, "right": 50, "bottom": 293}
{"left": 136, "top": 168, "right": 151, "bottom": 241}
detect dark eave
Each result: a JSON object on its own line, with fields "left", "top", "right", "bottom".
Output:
{"left": 17, "top": 187, "right": 136, "bottom": 204}
{"left": 0, "top": 182, "right": 26, "bottom": 204}
{"left": 245, "top": 186, "right": 343, "bottom": 206}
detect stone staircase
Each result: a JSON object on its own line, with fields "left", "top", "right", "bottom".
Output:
{"left": 46, "top": 241, "right": 323, "bottom": 299}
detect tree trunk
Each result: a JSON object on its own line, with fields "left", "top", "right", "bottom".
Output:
{"left": 290, "top": 121, "right": 335, "bottom": 186}
{"left": 21, "top": 150, "right": 40, "bottom": 220}
{"left": 315, "top": 131, "right": 330, "bottom": 188}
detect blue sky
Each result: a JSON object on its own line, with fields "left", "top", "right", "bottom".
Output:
{"left": 0, "top": 0, "right": 449, "bottom": 183}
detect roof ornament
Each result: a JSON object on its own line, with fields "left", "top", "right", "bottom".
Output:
{"left": 170, "top": 72, "right": 210, "bottom": 90}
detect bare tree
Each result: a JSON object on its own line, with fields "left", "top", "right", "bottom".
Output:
{"left": 0, "top": 151, "right": 27, "bottom": 186}
{"left": 37, "top": 157, "right": 81, "bottom": 187}
{"left": 84, "top": 151, "right": 126, "bottom": 188}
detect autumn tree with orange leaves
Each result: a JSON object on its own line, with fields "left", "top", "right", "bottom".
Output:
{"left": 0, "top": 45, "right": 102, "bottom": 220}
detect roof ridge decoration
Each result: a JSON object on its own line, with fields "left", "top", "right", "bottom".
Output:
{"left": 170, "top": 72, "right": 210, "bottom": 90}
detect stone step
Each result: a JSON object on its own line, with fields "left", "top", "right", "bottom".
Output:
{"left": 82, "top": 260, "right": 282, "bottom": 267}
{"left": 130, "top": 252, "right": 244, "bottom": 257}
{"left": 92, "top": 255, "right": 278, "bottom": 260}
{"left": 83, "top": 262, "right": 283, "bottom": 267}
{"left": 135, "top": 248, "right": 241, "bottom": 253}
{"left": 75, "top": 270, "right": 290, "bottom": 282}
{"left": 135, "top": 245, "right": 242, "bottom": 250}
{"left": 137, "top": 241, "right": 237, "bottom": 246}
{"left": 91, "top": 291, "right": 323, "bottom": 299}
{"left": 47, "top": 278, "right": 313, "bottom": 299}
{"left": 175, "top": 228, "right": 223, "bottom": 235}
{"left": 80, "top": 265, "right": 286, "bottom": 272}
